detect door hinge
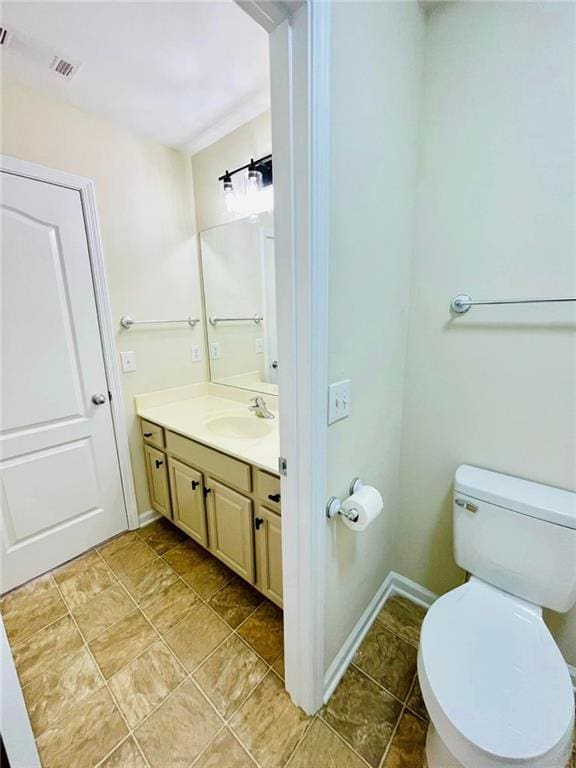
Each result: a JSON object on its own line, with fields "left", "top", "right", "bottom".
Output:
{"left": 108, "top": 390, "right": 113, "bottom": 401}
{"left": 278, "top": 457, "right": 288, "bottom": 477}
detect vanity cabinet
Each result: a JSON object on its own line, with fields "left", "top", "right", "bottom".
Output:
{"left": 168, "top": 458, "right": 208, "bottom": 546}
{"left": 140, "top": 419, "right": 283, "bottom": 607}
{"left": 206, "top": 479, "right": 255, "bottom": 583}
{"left": 143, "top": 444, "right": 171, "bottom": 519}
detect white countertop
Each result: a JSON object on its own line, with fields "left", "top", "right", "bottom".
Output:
{"left": 136, "top": 392, "right": 280, "bottom": 475}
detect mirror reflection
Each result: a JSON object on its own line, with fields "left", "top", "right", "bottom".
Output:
{"left": 200, "top": 212, "right": 278, "bottom": 394}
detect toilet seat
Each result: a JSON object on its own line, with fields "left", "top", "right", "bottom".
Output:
{"left": 418, "top": 578, "right": 575, "bottom": 767}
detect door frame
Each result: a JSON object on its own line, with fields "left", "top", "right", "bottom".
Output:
{"left": 238, "top": 1, "right": 331, "bottom": 713}
{"left": 1, "top": 154, "right": 139, "bottom": 531}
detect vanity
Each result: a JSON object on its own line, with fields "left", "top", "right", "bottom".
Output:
{"left": 136, "top": 212, "right": 282, "bottom": 605}
{"left": 137, "top": 387, "right": 282, "bottom": 608}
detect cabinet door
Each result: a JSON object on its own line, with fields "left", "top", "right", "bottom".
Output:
{"left": 144, "top": 445, "right": 171, "bottom": 519}
{"left": 255, "top": 506, "right": 283, "bottom": 608}
{"left": 206, "top": 478, "right": 254, "bottom": 582}
{"left": 168, "top": 458, "right": 208, "bottom": 546}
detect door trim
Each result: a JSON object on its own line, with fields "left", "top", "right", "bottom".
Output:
{"left": 1, "top": 154, "right": 139, "bottom": 531}
{"left": 242, "top": 0, "right": 330, "bottom": 714}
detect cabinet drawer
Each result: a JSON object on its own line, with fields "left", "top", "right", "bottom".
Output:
{"left": 254, "top": 470, "right": 281, "bottom": 512}
{"left": 141, "top": 419, "right": 165, "bottom": 449}
{"left": 167, "top": 431, "right": 251, "bottom": 493}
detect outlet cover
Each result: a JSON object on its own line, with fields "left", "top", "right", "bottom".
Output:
{"left": 255, "top": 338, "right": 264, "bottom": 354}
{"left": 210, "top": 342, "right": 221, "bottom": 360}
{"left": 120, "top": 350, "right": 136, "bottom": 373}
{"left": 328, "top": 379, "right": 351, "bottom": 424}
{"left": 191, "top": 344, "right": 202, "bottom": 362}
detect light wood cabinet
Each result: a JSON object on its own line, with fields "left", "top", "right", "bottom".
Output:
{"left": 144, "top": 444, "right": 171, "bottom": 519}
{"left": 255, "top": 506, "right": 283, "bottom": 608}
{"left": 168, "top": 457, "right": 208, "bottom": 546}
{"left": 206, "top": 478, "right": 255, "bottom": 583}
{"left": 141, "top": 418, "right": 282, "bottom": 603}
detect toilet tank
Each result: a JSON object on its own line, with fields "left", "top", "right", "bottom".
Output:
{"left": 453, "top": 465, "right": 576, "bottom": 612}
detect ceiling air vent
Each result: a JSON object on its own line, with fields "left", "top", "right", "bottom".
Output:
{"left": 50, "top": 56, "right": 77, "bottom": 79}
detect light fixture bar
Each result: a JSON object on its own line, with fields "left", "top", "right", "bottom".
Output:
{"left": 218, "top": 154, "right": 272, "bottom": 183}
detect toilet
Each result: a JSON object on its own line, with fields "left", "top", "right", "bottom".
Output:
{"left": 418, "top": 465, "right": 576, "bottom": 768}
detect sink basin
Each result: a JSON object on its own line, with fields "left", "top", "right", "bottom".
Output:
{"left": 205, "top": 414, "right": 274, "bottom": 439}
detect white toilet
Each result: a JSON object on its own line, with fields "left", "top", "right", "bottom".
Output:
{"left": 418, "top": 465, "right": 576, "bottom": 768}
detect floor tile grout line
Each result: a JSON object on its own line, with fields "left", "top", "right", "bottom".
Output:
{"left": 225, "top": 667, "right": 287, "bottom": 768}
{"left": 48, "top": 576, "right": 149, "bottom": 768}
{"left": 281, "top": 710, "right": 318, "bottom": 768}
{"left": 317, "top": 714, "right": 374, "bottom": 768}
{"left": 349, "top": 661, "right": 414, "bottom": 710}
{"left": 404, "top": 673, "right": 429, "bottom": 724}
{"left": 378, "top": 702, "right": 408, "bottom": 768}
{"left": 372, "top": 615, "right": 422, "bottom": 651}
{"left": 8, "top": 531, "right": 285, "bottom": 768}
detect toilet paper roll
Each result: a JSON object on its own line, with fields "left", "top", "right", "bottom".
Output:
{"left": 340, "top": 485, "right": 383, "bottom": 531}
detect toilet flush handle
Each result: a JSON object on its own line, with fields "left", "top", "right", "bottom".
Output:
{"left": 455, "top": 498, "right": 478, "bottom": 513}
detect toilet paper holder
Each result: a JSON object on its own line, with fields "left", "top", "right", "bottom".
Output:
{"left": 326, "top": 477, "right": 363, "bottom": 521}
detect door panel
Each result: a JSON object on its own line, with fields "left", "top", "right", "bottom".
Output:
{"left": 206, "top": 478, "right": 254, "bottom": 582}
{"left": 168, "top": 458, "right": 207, "bottom": 546}
{"left": 255, "top": 506, "right": 283, "bottom": 608}
{"left": 1, "top": 171, "right": 126, "bottom": 591}
{"left": 144, "top": 446, "right": 171, "bottom": 519}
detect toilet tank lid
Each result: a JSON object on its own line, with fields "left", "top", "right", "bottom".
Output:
{"left": 455, "top": 465, "right": 576, "bottom": 530}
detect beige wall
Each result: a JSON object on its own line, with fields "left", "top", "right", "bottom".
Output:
{"left": 191, "top": 111, "right": 271, "bottom": 232}
{"left": 324, "top": 1, "right": 425, "bottom": 670}
{"left": 396, "top": 2, "right": 576, "bottom": 664}
{"left": 1, "top": 77, "right": 207, "bottom": 515}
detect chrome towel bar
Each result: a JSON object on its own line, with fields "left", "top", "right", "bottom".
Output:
{"left": 209, "top": 314, "right": 263, "bottom": 325}
{"left": 451, "top": 294, "right": 576, "bottom": 315}
{"left": 120, "top": 315, "right": 200, "bottom": 328}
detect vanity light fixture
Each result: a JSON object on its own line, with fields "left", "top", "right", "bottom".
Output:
{"left": 219, "top": 154, "right": 273, "bottom": 215}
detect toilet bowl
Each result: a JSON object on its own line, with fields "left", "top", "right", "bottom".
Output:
{"left": 418, "top": 465, "right": 576, "bottom": 768}
{"left": 418, "top": 578, "right": 575, "bottom": 768}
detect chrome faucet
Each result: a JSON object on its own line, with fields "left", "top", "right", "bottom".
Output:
{"left": 248, "top": 396, "right": 275, "bottom": 419}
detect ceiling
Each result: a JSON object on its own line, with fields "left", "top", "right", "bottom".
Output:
{"left": 1, "top": 1, "right": 270, "bottom": 155}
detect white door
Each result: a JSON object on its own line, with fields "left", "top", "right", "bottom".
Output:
{"left": 1, "top": 171, "right": 127, "bottom": 592}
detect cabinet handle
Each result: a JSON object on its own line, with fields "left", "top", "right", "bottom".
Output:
{"left": 203, "top": 487, "right": 212, "bottom": 498}
{"left": 255, "top": 517, "right": 264, "bottom": 530}
{"left": 144, "top": 432, "right": 153, "bottom": 437}
{"left": 191, "top": 480, "right": 199, "bottom": 490}
{"left": 155, "top": 459, "right": 163, "bottom": 469}
{"left": 267, "top": 493, "right": 281, "bottom": 503}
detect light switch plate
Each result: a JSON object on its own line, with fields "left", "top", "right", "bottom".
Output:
{"left": 328, "top": 379, "right": 351, "bottom": 424}
{"left": 191, "top": 344, "right": 202, "bottom": 362}
{"left": 120, "top": 350, "right": 136, "bottom": 373}
{"left": 210, "top": 342, "right": 221, "bottom": 360}
{"left": 255, "top": 338, "right": 264, "bottom": 354}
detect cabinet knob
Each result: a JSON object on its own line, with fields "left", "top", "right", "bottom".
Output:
{"left": 191, "top": 480, "right": 199, "bottom": 490}
{"left": 267, "top": 493, "right": 281, "bottom": 503}
{"left": 255, "top": 517, "right": 264, "bottom": 530}
{"left": 154, "top": 459, "right": 163, "bottom": 469}
{"left": 203, "top": 487, "right": 212, "bottom": 498}
{"left": 144, "top": 432, "right": 153, "bottom": 438}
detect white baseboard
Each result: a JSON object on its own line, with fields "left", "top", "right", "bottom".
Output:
{"left": 138, "top": 509, "right": 161, "bottom": 528}
{"left": 323, "top": 571, "right": 435, "bottom": 703}
{"left": 322, "top": 572, "right": 576, "bottom": 701}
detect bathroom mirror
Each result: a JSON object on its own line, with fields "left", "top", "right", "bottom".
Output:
{"left": 200, "top": 212, "right": 278, "bottom": 394}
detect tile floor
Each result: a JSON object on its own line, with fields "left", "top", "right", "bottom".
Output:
{"left": 3, "top": 523, "right": 574, "bottom": 768}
